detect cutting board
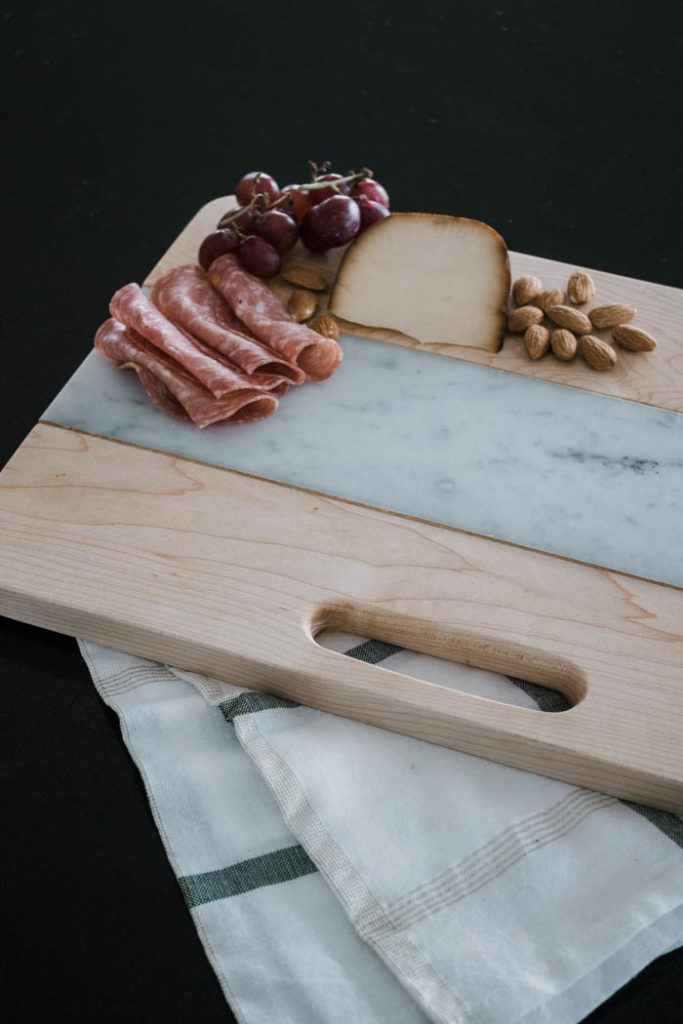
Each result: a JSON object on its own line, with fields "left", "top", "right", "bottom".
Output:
{"left": 1, "top": 199, "right": 682, "bottom": 813}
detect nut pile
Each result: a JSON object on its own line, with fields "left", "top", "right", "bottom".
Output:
{"left": 507, "top": 271, "right": 657, "bottom": 371}
{"left": 283, "top": 265, "right": 340, "bottom": 340}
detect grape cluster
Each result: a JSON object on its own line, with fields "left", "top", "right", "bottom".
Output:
{"left": 198, "top": 165, "right": 390, "bottom": 278}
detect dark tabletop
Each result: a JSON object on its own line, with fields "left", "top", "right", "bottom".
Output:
{"left": 3, "top": 2, "right": 682, "bottom": 1020}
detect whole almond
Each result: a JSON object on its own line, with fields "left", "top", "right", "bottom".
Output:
{"left": 283, "top": 266, "right": 327, "bottom": 291}
{"left": 533, "top": 288, "right": 566, "bottom": 311}
{"left": 546, "top": 305, "right": 592, "bottom": 333}
{"left": 580, "top": 334, "right": 617, "bottom": 371}
{"left": 612, "top": 324, "right": 657, "bottom": 352}
{"left": 287, "top": 288, "right": 317, "bottom": 322}
{"left": 308, "top": 313, "right": 340, "bottom": 340}
{"left": 524, "top": 324, "right": 550, "bottom": 359}
{"left": 513, "top": 275, "right": 543, "bottom": 306}
{"left": 589, "top": 304, "right": 636, "bottom": 329}
{"left": 551, "top": 328, "right": 578, "bottom": 361}
{"left": 566, "top": 270, "right": 596, "bottom": 305}
{"left": 507, "top": 305, "right": 544, "bottom": 333}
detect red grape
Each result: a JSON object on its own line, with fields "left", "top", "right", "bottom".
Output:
{"left": 218, "top": 206, "right": 257, "bottom": 233}
{"left": 300, "top": 195, "right": 361, "bottom": 252}
{"left": 280, "top": 184, "right": 312, "bottom": 224}
{"left": 351, "top": 178, "right": 390, "bottom": 208}
{"left": 237, "top": 235, "right": 281, "bottom": 278}
{"left": 309, "top": 173, "right": 351, "bottom": 206}
{"left": 357, "top": 197, "right": 391, "bottom": 232}
{"left": 256, "top": 209, "right": 298, "bottom": 254}
{"left": 198, "top": 228, "right": 239, "bottom": 270}
{"left": 235, "top": 171, "right": 280, "bottom": 206}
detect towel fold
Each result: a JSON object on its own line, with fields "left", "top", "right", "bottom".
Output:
{"left": 79, "top": 633, "right": 682, "bottom": 1024}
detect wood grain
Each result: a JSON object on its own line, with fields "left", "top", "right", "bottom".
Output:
{"left": 148, "top": 196, "right": 683, "bottom": 412}
{"left": 2, "top": 424, "right": 681, "bottom": 811}
{"left": 2, "top": 200, "right": 681, "bottom": 809}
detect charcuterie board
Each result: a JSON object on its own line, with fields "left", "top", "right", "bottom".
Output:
{"left": 1, "top": 199, "right": 682, "bottom": 812}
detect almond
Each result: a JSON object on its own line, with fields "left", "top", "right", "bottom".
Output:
{"left": 546, "top": 305, "right": 592, "bottom": 333}
{"left": 287, "top": 288, "right": 317, "bottom": 322}
{"left": 533, "top": 288, "right": 566, "bottom": 311}
{"left": 580, "top": 334, "right": 617, "bottom": 371}
{"left": 566, "top": 270, "right": 596, "bottom": 305}
{"left": 283, "top": 266, "right": 327, "bottom": 291}
{"left": 551, "top": 328, "right": 578, "bottom": 361}
{"left": 308, "top": 313, "right": 340, "bottom": 340}
{"left": 507, "top": 305, "right": 544, "bottom": 333}
{"left": 512, "top": 275, "right": 543, "bottom": 306}
{"left": 589, "top": 304, "right": 636, "bottom": 329}
{"left": 524, "top": 324, "right": 550, "bottom": 359}
{"left": 612, "top": 324, "right": 657, "bottom": 352}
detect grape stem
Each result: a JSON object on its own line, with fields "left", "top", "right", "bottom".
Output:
{"left": 217, "top": 167, "right": 375, "bottom": 231}
{"left": 308, "top": 159, "right": 332, "bottom": 180}
{"left": 298, "top": 167, "right": 374, "bottom": 192}
{"left": 217, "top": 191, "right": 274, "bottom": 232}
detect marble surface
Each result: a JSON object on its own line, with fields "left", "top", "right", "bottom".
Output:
{"left": 44, "top": 335, "right": 683, "bottom": 587}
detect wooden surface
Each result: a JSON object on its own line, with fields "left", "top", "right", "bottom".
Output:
{"left": 2, "top": 200, "right": 681, "bottom": 811}
{"left": 149, "top": 197, "right": 683, "bottom": 412}
{"left": 1, "top": 423, "right": 681, "bottom": 812}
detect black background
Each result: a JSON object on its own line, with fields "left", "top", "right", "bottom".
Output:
{"left": 2, "top": 2, "right": 682, "bottom": 1020}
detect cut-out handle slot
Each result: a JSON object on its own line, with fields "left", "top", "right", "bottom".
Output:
{"left": 312, "top": 603, "right": 586, "bottom": 708}
{"left": 316, "top": 628, "right": 574, "bottom": 712}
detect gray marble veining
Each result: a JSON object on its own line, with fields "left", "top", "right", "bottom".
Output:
{"left": 43, "top": 335, "right": 683, "bottom": 586}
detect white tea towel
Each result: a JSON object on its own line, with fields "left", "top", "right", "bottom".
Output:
{"left": 79, "top": 640, "right": 427, "bottom": 1024}
{"left": 79, "top": 634, "right": 683, "bottom": 1024}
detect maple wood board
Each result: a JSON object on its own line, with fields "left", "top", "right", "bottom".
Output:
{"left": 1, "top": 424, "right": 682, "bottom": 813}
{"left": 148, "top": 197, "right": 683, "bottom": 412}
{"left": 1, "top": 199, "right": 682, "bottom": 813}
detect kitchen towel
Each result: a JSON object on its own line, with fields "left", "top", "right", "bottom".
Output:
{"left": 79, "top": 634, "right": 683, "bottom": 1024}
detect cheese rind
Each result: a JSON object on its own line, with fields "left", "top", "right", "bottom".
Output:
{"left": 329, "top": 213, "right": 510, "bottom": 352}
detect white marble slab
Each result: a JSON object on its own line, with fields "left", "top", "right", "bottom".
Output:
{"left": 43, "top": 335, "right": 683, "bottom": 586}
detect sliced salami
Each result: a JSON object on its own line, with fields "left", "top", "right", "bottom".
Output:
{"left": 151, "top": 265, "right": 305, "bottom": 384}
{"left": 110, "top": 283, "right": 264, "bottom": 399}
{"left": 208, "top": 254, "right": 343, "bottom": 381}
{"left": 95, "top": 319, "right": 278, "bottom": 427}
{"left": 173, "top": 323, "right": 290, "bottom": 398}
{"left": 128, "top": 365, "right": 189, "bottom": 422}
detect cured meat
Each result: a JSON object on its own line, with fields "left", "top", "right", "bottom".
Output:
{"left": 186, "top": 333, "right": 291, "bottom": 398}
{"left": 151, "top": 266, "right": 305, "bottom": 385}
{"left": 208, "top": 254, "right": 343, "bottom": 381}
{"left": 168, "top": 321, "right": 290, "bottom": 398}
{"left": 128, "top": 365, "right": 188, "bottom": 422}
{"left": 110, "top": 283, "right": 267, "bottom": 399}
{"left": 95, "top": 319, "right": 278, "bottom": 427}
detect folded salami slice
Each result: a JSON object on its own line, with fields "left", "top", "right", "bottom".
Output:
{"left": 95, "top": 319, "right": 278, "bottom": 427}
{"left": 151, "top": 266, "right": 305, "bottom": 385}
{"left": 128, "top": 365, "right": 188, "bottom": 422}
{"left": 208, "top": 255, "right": 343, "bottom": 381}
{"left": 200, "top": 340, "right": 289, "bottom": 397}
{"left": 171, "top": 323, "right": 290, "bottom": 398}
{"left": 110, "top": 283, "right": 265, "bottom": 400}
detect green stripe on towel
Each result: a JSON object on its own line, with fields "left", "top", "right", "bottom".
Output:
{"left": 344, "top": 639, "right": 404, "bottom": 663}
{"left": 506, "top": 676, "right": 572, "bottom": 713}
{"left": 179, "top": 845, "right": 317, "bottom": 908}
{"left": 219, "top": 692, "right": 299, "bottom": 723}
{"left": 622, "top": 801, "right": 683, "bottom": 850}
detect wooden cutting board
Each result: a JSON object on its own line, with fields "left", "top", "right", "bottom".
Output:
{"left": 1, "top": 200, "right": 682, "bottom": 813}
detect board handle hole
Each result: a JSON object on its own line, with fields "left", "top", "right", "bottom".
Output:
{"left": 312, "top": 605, "right": 584, "bottom": 711}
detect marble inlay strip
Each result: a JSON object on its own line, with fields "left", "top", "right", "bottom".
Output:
{"left": 43, "top": 335, "right": 683, "bottom": 586}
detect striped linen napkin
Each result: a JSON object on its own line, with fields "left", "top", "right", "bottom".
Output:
{"left": 79, "top": 632, "right": 683, "bottom": 1024}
